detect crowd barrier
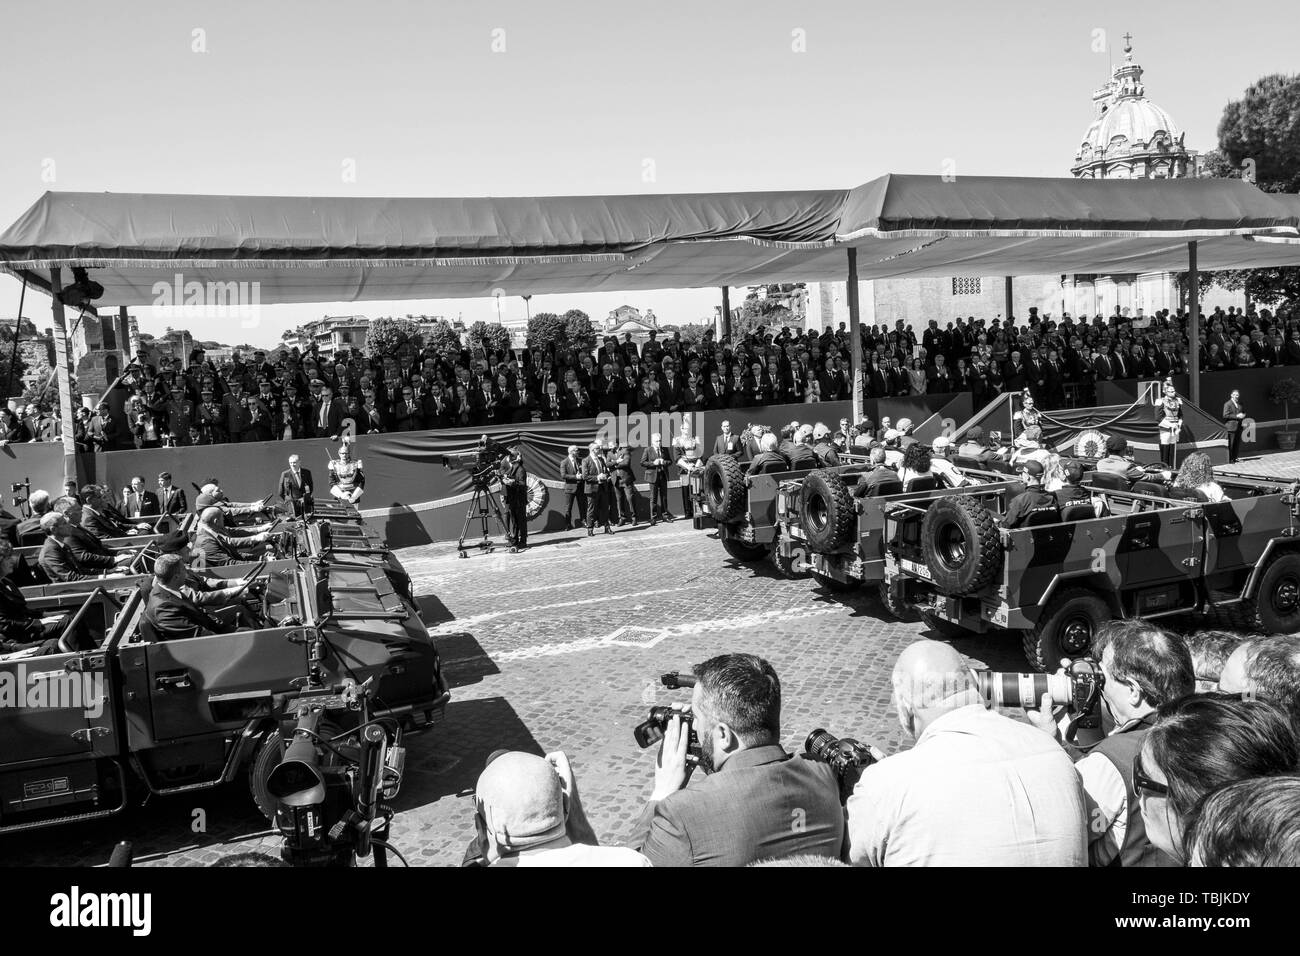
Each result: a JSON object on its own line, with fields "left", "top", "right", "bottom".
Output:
{"left": 0, "top": 393, "right": 971, "bottom": 547}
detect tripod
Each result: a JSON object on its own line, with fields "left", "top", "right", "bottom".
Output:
{"left": 457, "top": 468, "right": 511, "bottom": 558}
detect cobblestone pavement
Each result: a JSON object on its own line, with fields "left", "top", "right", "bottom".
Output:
{"left": 1218, "top": 448, "right": 1300, "bottom": 481}
{"left": 4, "top": 521, "right": 1034, "bottom": 867}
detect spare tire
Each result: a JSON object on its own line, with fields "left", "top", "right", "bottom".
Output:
{"left": 800, "top": 470, "right": 857, "bottom": 554}
{"left": 524, "top": 476, "right": 550, "bottom": 520}
{"left": 920, "top": 495, "right": 1003, "bottom": 595}
{"left": 703, "top": 455, "right": 747, "bottom": 523}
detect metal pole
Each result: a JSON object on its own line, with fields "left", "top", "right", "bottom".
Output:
{"left": 5, "top": 275, "right": 27, "bottom": 400}
{"left": 720, "top": 286, "right": 731, "bottom": 343}
{"left": 847, "top": 248, "right": 862, "bottom": 423}
{"left": 48, "top": 269, "right": 80, "bottom": 460}
{"left": 1188, "top": 241, "right": 1200, "bottom": 406}
{"left": 1004, "top": 276, "right": 1013, "bottom": 324}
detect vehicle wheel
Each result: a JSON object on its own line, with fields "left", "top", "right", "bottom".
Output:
{"left": 769, "top": 534, "right": 804, "bottom": 578}
{"left": 812, "top": 571, "right": 856, "bottom": 592}
{"left": 878, "top": 580, "right": 916, "bottom": 620}
{"left": 702, "top": 455, "right": 747, "bottom": 523}
{"left": 524, "top": 476, "right": 550, "bottom": 520}
{"left": 1021, "top": 589, "right": 1110, "bottom": 672}
{"left": 921, "top": 495, "right": 1003, "bottom": 595}
{"left": 920, "top": 611, "right": 971, "bottom": 639}
{"left": 721, "top": 538, "right": 768, "bottom": 563}
{"left": 1242, "top": 551, "right": 1300, "bottom": 633}
{"left": 800, "top": 470, "right": 856, "bottom": 553}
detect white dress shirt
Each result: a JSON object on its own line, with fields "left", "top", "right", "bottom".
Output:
{"left": 846, "top": 704, "right": 1088, "bottom": 867}
{"left": 493, "top": 837, "right": 652, "bottom": 868}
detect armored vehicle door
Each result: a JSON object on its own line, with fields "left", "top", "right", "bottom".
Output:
{"left": 1116, "top": 504, "right": 1205, "bottom": 595}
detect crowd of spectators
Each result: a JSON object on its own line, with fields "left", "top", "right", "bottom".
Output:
{"left": 469, "top": 626, "right": 1300, "bottom": 867}
{"left": 3, "top": 300, "right": 1297, "bottom": 449}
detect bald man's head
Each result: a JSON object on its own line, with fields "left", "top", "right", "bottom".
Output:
{"left": 891, "top": 640, "right": 980, "bottom": 739}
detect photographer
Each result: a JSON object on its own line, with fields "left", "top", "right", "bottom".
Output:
{"left": 1026, "top": 620, "right": 1194, "bottom": 867}
{"left": 628, "top": 653, "right": 844, "bottom": 867}
{"left": 846, "top": 640, "right": 1086, "bottom": 866}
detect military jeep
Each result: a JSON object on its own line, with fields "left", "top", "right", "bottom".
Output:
{"left": 0, "top": 516, "right": 448, "bottom": 836}
{"left": 881, "top": 474, "right": 1300, "bottom": 670}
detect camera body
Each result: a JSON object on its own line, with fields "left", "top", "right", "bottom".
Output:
{"left": 804, "top": 729, "right": 877, "bottom": 777}
{"left": 633, "top": 671, "right": 701, "bottom": 762}
{"left": 976, "top": 657, "right": 1104, "bottom": 740}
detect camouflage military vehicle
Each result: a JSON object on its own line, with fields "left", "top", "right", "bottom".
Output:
{"left": 880, "top": 474, "right": 1300, "bottom": 669}
{"left": 691, "top": 453, "right": 865, "bottom": 577}
{"left": 0, "top": 515, "right": 447, "bottom": 835}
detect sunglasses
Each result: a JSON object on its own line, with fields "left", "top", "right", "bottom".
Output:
{"left": 1132, "top": 755, "right": 1169, "bottom": 798}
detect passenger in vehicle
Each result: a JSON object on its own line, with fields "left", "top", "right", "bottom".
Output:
{"left": 37, "top": 513, "right": 135, "bottom": 582}
{"left": 928, "top": 436, "right": 972, "bottom": 488}
{"left": 897, "top": 443, "right": 936, "bottom": 489}
{"left": 956, "top": 426, "right": 988, "bottom": 461}
{"left": 785, "top": 425, "right": 819, "bottom": 470}
{"left": 1170, "top": 453, "right": 1227, "bottom": 503}
{"left": 1000, "top": 461, "right": 1061, "bottom": 529}
{"left": 80, "top": 485, "right": 150, "bottom": 537}
{"left": 895, "top": 418, "right": 918, "bottom": 450}
{"left": 16, "top": 489, "right": 51, "bottom": 546}
{"left": 1009, "top": 426, "right": 1051, "bottom": 469}
{"left": 155, "top": 530, "right": 262, "bottom": 626}
{"left": 195, "top": 508, "right": 274, "bottom": 566}
{"left": 1053, "top": 461, "right": 1091, "bottom": 507}
{"left": 746, "top": 432, "right": 790, "bottom": 477}
{"left": 1095, "top": 436, "right": 1145, "bottom": 482}
{"left": 853, "top": 447, "right": 900, "bottom": 498}
{"left": 0, "top": 540, "right": 73, "bottom": 655}
{"left": 882, "top": 429, "right": 904, "bottom": 468}
{"left": 141, "top": 554, "right": 236, "bottom": 641}
{"left": 811, "top": 423, "right": 840, "bottom": 467}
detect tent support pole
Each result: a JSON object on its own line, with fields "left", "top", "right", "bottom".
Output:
{"left": 1187, "top": 241, "right": 1200, "bottom": 406}
{"left": 1004, "top": 276, "right": 1013, "bottom": 323}
{"left": 847, "top": 248, "right": 862, "bottom": 423}
{"left": 720, "top": 286, "right": 730, "bottom": 343}
{"left": 48, "top": 268, "right": 80, "bottom": 473}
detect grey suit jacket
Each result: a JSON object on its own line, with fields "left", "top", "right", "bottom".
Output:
{"left": 627, "top": 744, "right": 845, "bottom": 867}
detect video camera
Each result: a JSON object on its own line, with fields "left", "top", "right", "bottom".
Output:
{"left": 266, "top": 661, "right": 407, "bottom": 867}
{"left": 633, "top": 671, "right": 701, "bottom": 765}
{"left": 976, "top": 657, "right": 1104, "bottom": 742}
{"left": 441, "top": 435, "right": 511, "bottom": 484}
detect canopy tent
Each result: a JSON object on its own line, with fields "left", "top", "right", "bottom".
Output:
{"left": 1, "top": 175, "right": 1298, "bottom": 304}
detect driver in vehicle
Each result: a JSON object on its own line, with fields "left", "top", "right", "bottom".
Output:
{"left": 141, "top": 554, "right": 236, "bottom": 641}
{"left": 1001, "top": 460, "right": 1061, "bottom": 529}
{"left": 155, "top": 530, "right": 262, "bottom": 626}
{"left": 1095, "top": 436, "right": 1145, "bottom": 482}
{"left": 195, "top": 507, "right": 275, "bottom": 566}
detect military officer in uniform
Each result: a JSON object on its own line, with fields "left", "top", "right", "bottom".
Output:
{"left": 328, "top": 439, "right": 366, "bottom": 503}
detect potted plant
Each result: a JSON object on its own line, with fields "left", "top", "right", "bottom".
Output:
{"left": 1270, "top": 378, "right": 1300, "bottom": 450}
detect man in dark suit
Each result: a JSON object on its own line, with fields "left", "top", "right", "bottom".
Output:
{"left": 16, "top": 490, "right": 52, "bottom": 547}
{"left": 658, "top": 361, "right": 685, "bottom": 414}
{"left": 1002, "top": 351, "right": 1027, "bottom": 393}
{"left": 37, "top": 513, "right": 132, "bottom": 582}
{"left": 508, "top": 378, "right": 538, "bottom": 424}
{"left": 713, "top": 421, "right": 747, "bottom": 460}
{"left": 629, "top": 653, "right": 844, "bottom": 866}
{"left": 581, "top": 442, "right": 614, "bottom": 536}
{"left": 120, "top": 475, "right": 160, "bottom": 519}
{"left": 194, "top": 507, "right": 271, "bottom": 566}
{"left": 313, "top": 384, "right": 345, "bottom": 439}
{"left": 641, "top": 434, "right": 673, "bottom": 524}
{"left": 80, "top": 486, "right": 146, "bottom": 538}
{"left": 0, "top": 540, "right": 70, "bottom": 654}
{"left": 852, "top": 447, "right": 901, "bottom": 498}
{"left": 157, "top": 472, "right": 187, "bottom": 517}
{"left": 278, "top": 453, "right": 314, "bottom": 515}
{"left": 141, "top": 554, "right": 234, "bottom": 642}
{"left": 558, "top": 445, "right": 586, "bottom": 530}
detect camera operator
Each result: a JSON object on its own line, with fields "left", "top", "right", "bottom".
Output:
{"left": 628, "top": 653, "right": 844, "bottom": 867}
{"left": 468, "top": 751, "right": 650, "bottom": 867}
{"left": 846, "top": 640, "right": 1086, "bottom": 866}
{"left": 500, "top": 441, "right": 529, "bottom": 553}
{"left": 1025, "top": 620, "right": 1194, "bottom": 867}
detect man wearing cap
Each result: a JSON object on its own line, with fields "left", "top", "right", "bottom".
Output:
{"left": 895, "top": 418, "right": 917, "bottom": 450}
{"left": 1095, "top": 436, "right": 1145, "bottom": 482}
{"left": 195, "top": 508, "right": 273, "bottom": 566}
{"left": 196, "top": 386, "right": 226, "bottom": 443}
{"left": 957, "top": 426, "right": 987, "bottom": 460}
{"left": 222, "top": 380, "right": 249, "bottom": 444}
{"left": 811, "top": 423, "right": 840, "bottom": 467}
{"left": 929, "top": 436, "right": 971, "bottom": 488}
{"left": 328, "top": 441, "right": 365, "bottom": 503}
{"left": 157, "top": 473, "right": 187, "bottom": 517}
{"left": 121, "top": 475, "right": 160, "bottom": 519}
{"left": 470, "top": 751, "right": 649, "bottom": 867}
{"left": 1001, "top": 461, "right": 1061, "bottom": 529}
{"left": 499, "top": 443, "right": 530, "bottom": 552}
{"left": 1053, "top": 461, "right": 1094, "bottom": 510}
{"left": 641, "top": 433, "right": 674, "bottom": 524}
{"left": 278, "top": 454, "right": 315, "bottom": 516}
{"left": 163, "top": 385, "right": 194, "bottom": 446}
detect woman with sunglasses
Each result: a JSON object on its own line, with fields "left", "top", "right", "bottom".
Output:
{"left": 1135, "top": 694, "right": 1299, "bottom": 864}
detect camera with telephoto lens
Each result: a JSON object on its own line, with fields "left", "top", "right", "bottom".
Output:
{"left": 804, "top": 728, "right": 878, "bottom": 777}
{"left": 976, "top": 657, "right": 1104, "bottom": 740}
{"left": 633, "top": 671, "right": 701, "bottom": 763}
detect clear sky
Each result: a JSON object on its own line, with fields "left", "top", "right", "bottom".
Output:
{"left": 1, "top": 0, "right": 1294, "bottom": 344}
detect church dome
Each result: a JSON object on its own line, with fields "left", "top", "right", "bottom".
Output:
{"left": 1070, "top": 37, "right": 1193, "bottom": 179}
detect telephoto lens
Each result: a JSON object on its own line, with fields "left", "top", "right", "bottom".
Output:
{"left": 976, "top": 671, "right": 1071, "bottom": 709}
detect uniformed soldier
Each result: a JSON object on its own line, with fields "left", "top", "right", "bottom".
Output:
{"left": 328, "top": 439, "right": 366, "bottom": 503}
{"left": 811, "top": 423, "right": 841, "bottom": 467}
{"left": 672, "top": 419, "right": 704, "bottom": 519}
{"left": 500, "top": 442, "right": 530, "bottom": 553}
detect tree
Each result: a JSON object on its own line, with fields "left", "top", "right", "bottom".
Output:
{"left": 526, "top": 312, "right": 568, "bottom": 351}
{"left": 563, "top": 309, "right": 595, "bottom": 350}
{"left": 421, "top": 317, "right": 462, "bottom": 354}
{"left": 664, "top": 322, "right": 710, "bottom": 347}
{"left": 21, "top": 367, "right": 80, "bottom": 413}
{"left": 467, "top": 320, "right": 513, "bottom": 355}
{"left": 736, "top": 293, "right": 795, "bottom": 336}
{"left": 364, "top": 316, "right": 423, "bottom": 359}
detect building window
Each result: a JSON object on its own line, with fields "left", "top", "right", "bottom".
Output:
{"left": 951, "top": 277, "right": 982, "bottom": 296}
{"left": 340, "top": 331, "right": 353, "bottom": 343}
